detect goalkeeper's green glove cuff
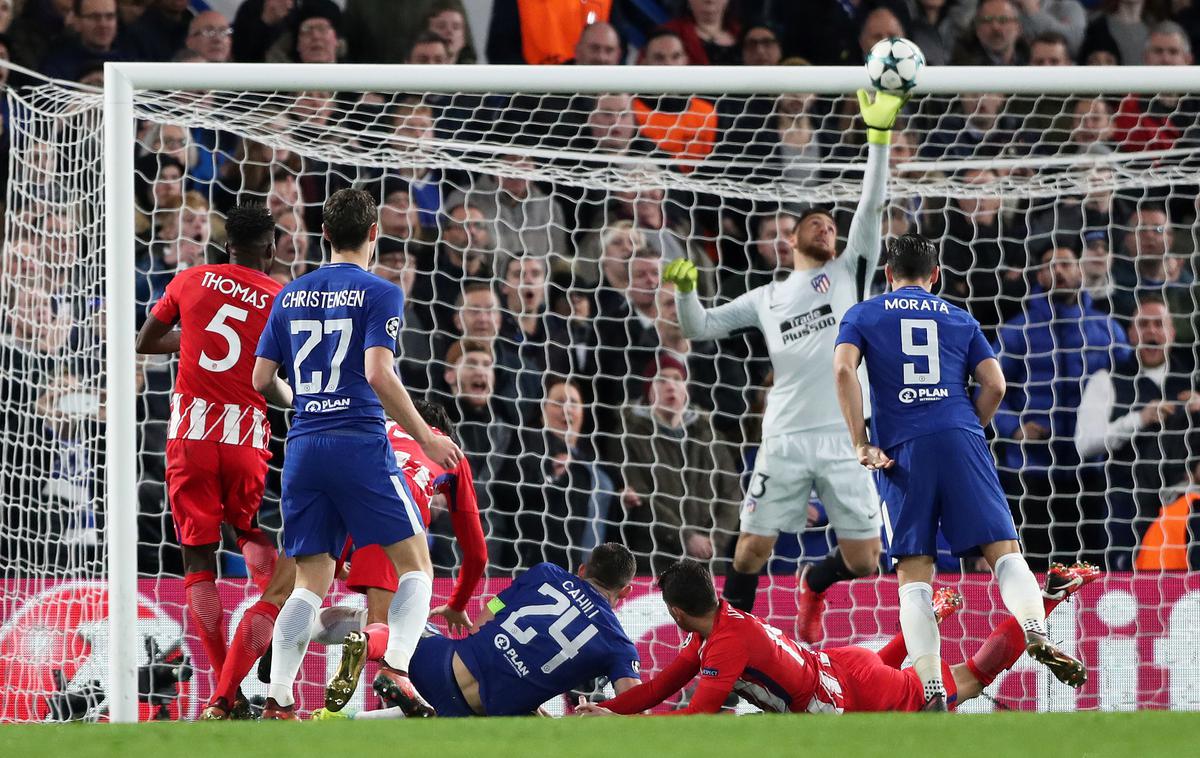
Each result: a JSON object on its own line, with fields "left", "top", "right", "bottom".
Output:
{"left": 867, "top": 128, "right": 891, "bottom": 146}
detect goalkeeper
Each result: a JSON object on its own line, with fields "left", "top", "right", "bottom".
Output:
{"left": 662, "top": 91, "right": 905, "bottom": 642}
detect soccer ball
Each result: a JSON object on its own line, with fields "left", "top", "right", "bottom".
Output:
{"left": 865, "top": 37, "right": 925, "bottom": 94}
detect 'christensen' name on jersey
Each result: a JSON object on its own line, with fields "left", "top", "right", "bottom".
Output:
{"left": 279, "top": 289, "right": 366, "bottom": 309}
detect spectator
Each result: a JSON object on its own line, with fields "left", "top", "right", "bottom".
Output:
{"left": 9, "top": 0, "right": 70, "bottom": 69}
{"left": 487, "top": 0, "right": 610, "bottom": 64}
{"left": 1081, "top": 230, "right": 1116, "bottom": 311}
{"left": 939, "top": 167, "right": 1028, "bottom": 336}
{"left": 388, "top": 98, "right": 442, "bottom": 229}
{"left": 595, "top": 246, "right": 663, "bottom": 412}
{"left": 720, "top": 211, "right": 795, "bottom": 303}
{"left": 1026, "top": 166, "right": 1121, "bottom": 250}
{"left": 571, "top": 20, "right": 621, "bottom": 65}
{"left": 901, "top": 0, "right": 977, "bottom": 66}
{"left": 425, "top": 1, "right": 476, "bottom": 64}
{"left": 123, "top": 0, "right": 192, "bottom": 61}
{"left": 184, "top": 9, "right": 232, "bottom": 63}
{"left": 1111, "top": 204, "right": 1195, "bottom": 323}
{"left": 117, "top": 0, "right": 145, "bottom": 26}
{"left": 1016, "top": 0, "right": 1087, "bottom": 56}
{"left": 437, "top": 338, "right": 523, "bottom": 556}
{"left": 859, "top": 7, "right": 906, "bottom": 56}
{"left": 40, "top": 0, "right": 127, "bottom": 81}
{"left": 446, "top": 281, "right": 523, "bottom": 404}
{"left": 771, "top": 0, "right": 861, "bottom": 63}
{"left": 578, "top": 218, "right": 643, "bottom": 294}
{"left": 513, "top": 378, "right": 611, "bottom": 569}
{"left": 920, "top": 92, "right": 1020, "bottom": 158}
{"left": 1076, "top": 295, "right": 1197, "bottom": 567}
{"left": 608, "top": 356, "right": 742, "bottom": 573}
{"left": 269, "top": 210, "right": 311, "bottom": 284}
{"left": 422, "top": 201, "right": 493, "bottom": 334}
{"left": 1028, "top": 29, "right": 1072, "bottom": 64}
{"left": 497, "top": 255, "right": 575, "bottom": 414}
{"left": 631, "top": 31, "right": 719, "bottom": 170}
{"left": 664, "top": 0, "right": 742, "bottom": 66}
{"left": 371, "top": 241, "right": 434, "bottom": 392}
{"left": 408, "top": 29, "right": 450, "bottom": 64}
{"left": 1135, "top": 458, "right": 1200, "bottom": 570}
{"left": 291, "top": 2, "right": 341, "bottom": 63}
{"left": 342, "top": 0, "right": 469, "bottom": 64}
{"left": 231, "top": 0, "right": 296, "bottom": 62}
{"left": 1081, "top": 0, "right": 1155, "bottom": 68}
{"left": 740, "top": 22, "right": 782, "bottom": 66}
{"left": 993, "top": 245, "right": 1130, "bottom": 566}
{"left": 1111, "top": 22, "right": 1200, "bottom": 153}
{"left": 951, "top": 0, "right": 1029, "bottom": 65}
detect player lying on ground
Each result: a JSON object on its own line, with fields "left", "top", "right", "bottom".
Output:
{"left": 833, "top": 233, "right": 1086, "bottom": 709}
{"left": 251, "top": 189, "right": 463, "bottom": 720}
{"left": 577, "top": 559, "right": 1095, "bottom": 716}
{"left": 319, "top": 544, "right": 642, "bottom": 718}
{"left": 136, "top": 203, "right": 298, "bottom": 717}
{"left": 200, "top": 399, "right": 486, "bottom": 719}
{"left": 662, "top": 90, "right": 907, "bottom": 641}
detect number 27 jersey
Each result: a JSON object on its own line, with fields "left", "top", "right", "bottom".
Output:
{"left": 456, "top": 562, "right": 640, "bottom": 716}
{"left": 256, "top": 262, "right": 404, "bottom": 438}
{"left": 836, "top": 285, "right": 995, "bottom": 451}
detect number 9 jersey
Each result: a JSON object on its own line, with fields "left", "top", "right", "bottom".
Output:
{"left": 452, "top": 562, "right": 640, "bottom": 716}
{"left": 836, "top": 285, "right": 995, "bottom": 451}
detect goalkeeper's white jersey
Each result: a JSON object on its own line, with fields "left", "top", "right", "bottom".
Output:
{"left": 677, "top": 143, "right": 889, "bottom": 439}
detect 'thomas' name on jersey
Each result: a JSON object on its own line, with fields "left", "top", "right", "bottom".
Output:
{"left": 836, "top": 285, "right": 995, "bottom": 451}
{"left": 150, "top": 263, "right": 282, "bottom": 449}
{"left": 255, "top": 262, "right": 404, "bottom": 438}
{"left": 455, "top": 562, "right": 640, "bottom": 716}
{"left": 674, "top": 143, "right": 889, "bottom": 438}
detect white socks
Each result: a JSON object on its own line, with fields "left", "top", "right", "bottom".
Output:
{"left": 993, "top": 552, "right": 1047, "bottom": 637}
{"left": 311, "top": 605, "right": 367, "bottom": 645}
{"left": 898, "top": 581, "right": 944, "bottom": 699}
{"left": 383, "top": 571, "right": 432, "bottom": 672}
{"left": 268, "top": 587, "right": 322, "bottom": 707}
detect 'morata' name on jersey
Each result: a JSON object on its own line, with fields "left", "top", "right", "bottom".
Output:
{"left": 836, "top": 286, "right": 996, "bottom": 450}
{"left": 255, "top": 262, "right": 404, "bottom": 438}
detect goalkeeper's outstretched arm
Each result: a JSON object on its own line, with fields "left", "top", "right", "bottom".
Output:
{"left": 664, "top": 258, "right": 760, "bottom": 341}
{"left": 841, "top": 90, "right": 903, "bottom": 284}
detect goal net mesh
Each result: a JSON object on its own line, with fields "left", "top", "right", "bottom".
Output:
{"left": 2, "top": 77, "right": 1199, "bottom": 720}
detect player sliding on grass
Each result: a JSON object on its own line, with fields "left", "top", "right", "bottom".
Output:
{"left": 833, "top": 234, "right": 1085, "bottom": 710}
{"left": 577, "top": 559, "right": 1095, "bottom": 716}
{"left": 201, "top": 399, "right": 486, "bottom": 719}
{"left": 662, "top": 89, "right": 908, "bottom": 642}
{"left": 136, "top": 203, "right": 296, "bottom": 719}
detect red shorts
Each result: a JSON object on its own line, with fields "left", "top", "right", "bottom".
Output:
{"left": 345, "top": 544, "right": 398, "bottom": 594}
{"left": 166, "top": 438, "right": 270, "bottom": 546}
{"left": 826, "top": 646, "right": 958, "bottom": 713}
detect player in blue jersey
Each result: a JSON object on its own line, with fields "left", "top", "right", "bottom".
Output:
{"left": 403, "top": 543, "right": 641, "bottom": 717}
{"left": 252, "top": 189, "right": 463, "bottom": 720}
{"left": 833, "top": 234, "right": 1086, "bottom": 710}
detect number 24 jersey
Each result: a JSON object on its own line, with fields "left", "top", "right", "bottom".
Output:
{"left": 455, "top": 562, "right": 640, "bottom": 716}
{"left": 836, "top": 285, "right": 995, "bottom": 451}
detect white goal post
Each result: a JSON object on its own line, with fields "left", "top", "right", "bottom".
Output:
{"left": 97, "top": 62, "right": 1200, "bottom": 722}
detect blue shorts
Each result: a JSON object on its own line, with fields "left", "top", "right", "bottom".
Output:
{"left": 410, "top": 634, "right": 476, "bottom": 717}
{"left": 280, "top": 432, "right": 424, "bottom": 558}
{"left": 876, "top": 429, "right": 1017, "bottom": 559}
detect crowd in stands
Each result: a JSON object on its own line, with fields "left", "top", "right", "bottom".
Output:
{"left": 4, "top": 0, "right": 1200, "bottom": 582}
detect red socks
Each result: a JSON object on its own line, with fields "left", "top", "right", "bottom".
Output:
{"left": 236, "top": 531, "right": 278, "bottom": 594}
{"left": 185, "top": 571, "right": 227, "bottom": 677}
{"left": 364, "top": 623, "right": 389, "bottom": 661}
{"left": 965, "top": 595, "right": 1066, "bottom": 686}
{"left": 211, "top": 600, "right": 279, "bottom": 706}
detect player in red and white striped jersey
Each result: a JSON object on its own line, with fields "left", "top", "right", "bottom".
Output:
{"left": 137, "top": 204, "right": 294, "bottom": 711}
{"left": 579, "top": 560, "right": 1094, "bottom": 716}
{"left": 319, "top": 398, "right": 487, "bottom": 712}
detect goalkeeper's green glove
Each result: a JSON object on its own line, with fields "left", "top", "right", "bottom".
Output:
{"left": 856, "top": 89, "right": 908, "bottom": 145}
{"left": 663, "top": 258, "right": 698, "bottom": 294}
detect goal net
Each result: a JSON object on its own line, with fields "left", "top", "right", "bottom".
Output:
{"left": 2, "top": 65, "right": 1200, "bottom": 720}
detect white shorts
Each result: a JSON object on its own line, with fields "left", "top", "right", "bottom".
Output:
{"left": 740, "top": 431, "right": 881, "bottom": 541}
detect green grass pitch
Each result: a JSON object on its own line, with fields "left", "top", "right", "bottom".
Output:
{"left": 0, "top": 712, "right": 1190, "bottom": 758}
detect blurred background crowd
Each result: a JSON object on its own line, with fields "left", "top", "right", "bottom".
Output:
{"left": 3, "top": 0, "right": 1200, "bottom": 585}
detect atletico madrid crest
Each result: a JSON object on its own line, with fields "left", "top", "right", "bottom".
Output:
{"left": 811, "top": 273, "right": 831, "bottom": 293}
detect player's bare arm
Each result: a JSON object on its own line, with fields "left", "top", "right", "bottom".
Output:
{"left": 134, "top": 313, "right": 181, "bottom": 354}
{"left": 834, "top": 342, "right": 892, "bottom": 470}
{"left": 971, "top": 357, "right": 1006, "bottom": 428}
{"left": 364, "top": 345, "right": 463, "bottom": 469}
